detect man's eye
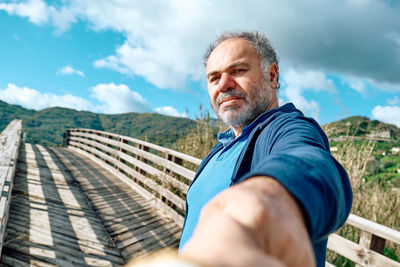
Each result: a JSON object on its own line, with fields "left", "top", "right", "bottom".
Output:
{"left": 210, "top": 77, "right": 219, "bottom": 83}
{"left": 233, "top": 69, "right": 245, "bottom": 75}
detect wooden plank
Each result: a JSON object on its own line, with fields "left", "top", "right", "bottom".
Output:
{"left": 0, "top": 119, "right": 22, "bottom": 257}
{"left": 68, "top": 128, "right": 202, "bottom": 166}
{"left": 115, "top": 221, "right": 180, "bottom": 249}
{"left": 69, "top": 137, "right": 189, "bottom": 193}
{"left": 5, "top": 225, "right": 122, "bottom": 261}
{"left": 69, "top": 141, "right": 186, "bottom": 210}
{"left": 1, "top": 253, "right": 33, "bottom": 267}
{"left": 327, "top": 233, "right": 400, "bottom": 267}
{"left": 347, "top": 214, "right": 400, "bottom": 245}
{"left": 51, "top": 146, "right": 181, "bottom": 262}
{"left": 67, "top": 146, "right": 185, "bottom": 227}
{"left": 121, "top": 227, "right": 181, "bottom": 258}
{"left": 70, "top": 132, "right": 196, "bottom": 181}
{"left": 1, "top": 143, "right": 128, "bottom": 266}
{"left": 5, "top": 240, "right": 106, "bottom": 267}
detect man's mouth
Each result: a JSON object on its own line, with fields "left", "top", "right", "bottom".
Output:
{"left": 219, "top": 96, "right": 243, "bottom": 106}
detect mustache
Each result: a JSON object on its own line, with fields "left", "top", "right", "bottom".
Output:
{"left": 216, "top": 91, "right": 247, "bottom": 106}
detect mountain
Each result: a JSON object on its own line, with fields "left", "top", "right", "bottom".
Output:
{"left": 0, "top": 100, "right": 197, "bottom": 147}
{"left": 323, "top": 116, "right": 400, "bottom": 141}
{"left": 2, "top": 101, "right": 399, "bottom": 147}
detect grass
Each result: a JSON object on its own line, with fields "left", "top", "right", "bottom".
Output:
{"left": 324, "top": 125, "right": 400, "bottom": 266}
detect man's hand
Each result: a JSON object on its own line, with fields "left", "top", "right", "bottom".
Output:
{"left": 180, "top": 176, "right": 316, "bottom": 267}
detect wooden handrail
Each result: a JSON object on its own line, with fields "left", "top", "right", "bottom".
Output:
{"left": 0, "top": 120, "right": 23, "bottom": 257}
{"left": 64, "top": 128, "right": 400, "bottom": 266}
{"left": 327, "top": 214, "right": 400, "bottom": 266}
{"left": 65, "top": 128, "right": 202, "bottom": 227}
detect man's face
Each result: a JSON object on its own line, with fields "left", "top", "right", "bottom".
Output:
{"left": 206, "top": 38, "right": 277, "bottom": 129}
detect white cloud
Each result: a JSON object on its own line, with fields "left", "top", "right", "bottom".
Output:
{"left": 280, "top": 68, "right": 337, "bottom": 119}
{"left": 0, "top": 0, "right": 48, "bottom": 25}
{"left": 57, "top": 65, "right": 85, "bottom": 77}
{"left": 93, "top": 56, "right": 130, "bottom": 75}
{"left": 2, "top": 0, "right": 400, "bottom": 90}
{"left": 283, "top": 69, "right": 337, "bottom": 93}
{"left": 371, "top": 105, "right": 400, "bottom": 127}
{"left": 367, "top": 79, "right": 400, "bottom": 93}
{"left": 0, "top": 82, "right": 153, "bottom": 114}
{"left": 342, "top": 76, "right": 367, "bottom": 94}
{"left": 91, "top": 83, "right": 151, "bottom": 114}
{"left": 155, "top": 106, "right": 187, "bottom": 118}
{"left": 0, "top": 83, "right": 154, "bottom": 116}
{"left": 0, "top": 0, "right": 75, "bottom": 33}
{"left": 387, "top": 96, "right": 400, "bottom": 105}
{"left": 0, "top": 83, "right": 93, "bottom": 111}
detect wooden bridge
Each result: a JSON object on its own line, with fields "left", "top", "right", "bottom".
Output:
{"left": 0, "top": 119, "right": 399, "bottom": 267}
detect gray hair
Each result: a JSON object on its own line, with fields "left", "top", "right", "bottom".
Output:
{"left": 203, "top": 31, "right": 280, "bottom": 90}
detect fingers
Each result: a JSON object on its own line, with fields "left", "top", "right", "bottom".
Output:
{"left": 181, "top": 212, "right": 286, "bottom": 267}
{"left": 191, "top": 176, "right": 316, "bottom": 267}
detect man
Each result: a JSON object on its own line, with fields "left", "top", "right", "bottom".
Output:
{"left": 178, "top": 31, "right": 352, "bottom": 267}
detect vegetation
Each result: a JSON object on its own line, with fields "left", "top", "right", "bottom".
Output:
{"left": 0, "top": 100, "right": 197, "bottom": 147}
{"left": 325, "top": 115, "right": 400, "bottom": 140}
{"left": 323, "top": 124, "right": 400, "bottom": 266}
{"left": 173, "top": 106, "right": 222, "bottom": 159}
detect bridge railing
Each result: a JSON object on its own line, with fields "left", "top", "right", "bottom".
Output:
{"left": 65, "top": 128, "right": 400, "bottom": 266}
{"left": 0, "top": 119, "right": 23, "bottom": 256}
{"left": 65, "top": 128, "right": 201, "bottom": 227}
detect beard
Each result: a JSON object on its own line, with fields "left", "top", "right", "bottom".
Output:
{"left": 212, "top": 81, "right": 274, "bottom": 128}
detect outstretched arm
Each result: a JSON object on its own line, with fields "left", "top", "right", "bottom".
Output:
{"left": 180, "top": 176, "right": 316, "bottom": 267}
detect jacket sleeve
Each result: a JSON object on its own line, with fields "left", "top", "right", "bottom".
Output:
{"left": 237, "top": 114, "right": 352, "bottom": 243}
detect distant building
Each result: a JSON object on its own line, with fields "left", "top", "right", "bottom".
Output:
{"left": 366, "top": 130, "right": 391, "bottom": 139}
{"left": 391, "top": 147, "right": 400, "bottom": 155}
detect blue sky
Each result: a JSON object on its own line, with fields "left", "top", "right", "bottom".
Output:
{"left": 0, "top": 0, "right": 399, "bottom": 127}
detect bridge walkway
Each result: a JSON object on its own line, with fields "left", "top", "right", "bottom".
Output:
{"left": 0, "top": 143, "right": 181, "bottom": 266}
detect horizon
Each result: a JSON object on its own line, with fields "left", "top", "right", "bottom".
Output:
{"left": 0, "top": 0, "right": 399, "bottom": 127}
{"left": 4, "top": 98, "right": 400, "bottom": 129}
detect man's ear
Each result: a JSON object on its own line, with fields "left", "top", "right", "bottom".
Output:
{"left": 269, "top": 63, "right": 278, "bottom": 89}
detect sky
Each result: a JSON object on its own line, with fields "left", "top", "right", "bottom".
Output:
{"left": 0, "top": 0, "right": 399, "bottom": 127}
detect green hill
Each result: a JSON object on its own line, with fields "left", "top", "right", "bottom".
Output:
{"left": 323, "top": 116, "right": 400, "bottom": 140}
{"left": 0, "top": 100, "right": 197, "bottom": 147}
{"left": 2, "top": 100, "right": 399, "bottom": 147}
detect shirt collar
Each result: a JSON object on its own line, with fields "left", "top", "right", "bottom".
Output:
{"left": 217, "top": 116, "right": 260, "bottom": 147}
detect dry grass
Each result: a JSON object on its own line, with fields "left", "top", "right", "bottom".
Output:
{"left": 325, "top": 125, "right": 400, "bottom": 265}
{"left": 173, "top": 107, "right": 222, "bottom": 161}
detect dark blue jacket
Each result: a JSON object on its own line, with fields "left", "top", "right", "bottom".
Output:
{"left": 181, "top": 103, "right": 352, "bottom": 266}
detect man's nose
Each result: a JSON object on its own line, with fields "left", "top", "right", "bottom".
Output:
{"left": 218, "top": 73, "right": 236, "bottom": 92}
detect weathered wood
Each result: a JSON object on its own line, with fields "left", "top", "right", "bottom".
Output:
{"left": 69, "top": 139, "right": 187, "bottom": 205}
{"left": 65, "top": 129, "right": 190, "bottom": 230}
{"left": 68, "top": 128, "right": 202, "bottom": 166}
{"left": 70, "top": 132, "right": 196, "bottom": 180}
{"left": 68, "top": 145, "right": 185, "bottom": 227}
{"left": 347, "top": 214, "right": 400, "bottom": 245}
{"left": 69, "top": 137, "right": 189, "bottom": 193}
{"left": 50, "top": 146, "right": 182, "bottom": 261}
{"left": 1, "top": 143, "right": 125, "bottom": 266}
{"left": 0, "top": 119, "right": 22, "bottom": 257}
{"left": 327, "top": 233, "right": 400, "bottom": 267}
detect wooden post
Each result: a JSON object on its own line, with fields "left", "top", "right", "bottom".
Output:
{"left": 356, "top": 230, "right": 386, "bottom": 267}
{"left": 63, "top": 130, "right": 70, "bottom": 147}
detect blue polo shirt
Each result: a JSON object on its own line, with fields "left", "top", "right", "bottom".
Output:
{"left": 179, "top": 122, "right": 257, "bottom": 249}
